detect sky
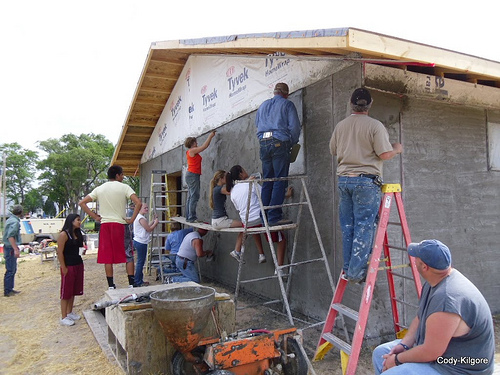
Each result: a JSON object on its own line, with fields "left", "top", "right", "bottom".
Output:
{"left": 1, "top": 0, "right": 499, "bottom": 151}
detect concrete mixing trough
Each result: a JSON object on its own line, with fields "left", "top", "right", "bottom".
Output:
{"left": 151, "top": 285, "right": 216, "bottom": 353}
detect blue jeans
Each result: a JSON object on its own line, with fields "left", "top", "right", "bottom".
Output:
{"left": 133, "top": 240, "right": 148, "bottom": 285}
{"left": 163, "top": 254, "right": 179, "bottom": 273}
{"left": 3, "top": 247, "right": 18, "bottom": 295}
{"left": 373, "top": 339, "right": 441, "bottom": 375}
{"left": 259, "top": 138, "right": 291, "bottom": 223}
{"left": 185, "top": 171, "right": 200, "bottom": 221}
{"left": 338, "top": 176, "right": 381, "bottom": 280}
{"left": 173, "top": 256, "right": 199, "bottom": 283}
{"left": 125, "top": 224, "right": 134, "bottom": 263}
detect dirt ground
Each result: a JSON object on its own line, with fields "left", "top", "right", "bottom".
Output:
{"left": 0, "top": 250, "right": 498, "bottom": 375}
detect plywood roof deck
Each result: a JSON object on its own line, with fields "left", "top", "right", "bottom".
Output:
{"left": 112, "top": 27, "right": 500, "bottom": 175}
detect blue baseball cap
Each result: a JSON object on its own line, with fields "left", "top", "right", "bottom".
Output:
{"left": 407, "top": 239, "right": 452, "bottom": 270}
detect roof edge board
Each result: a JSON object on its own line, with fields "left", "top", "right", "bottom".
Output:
{"left": 347, "top": 28, "right": 500, "bottom": 80}
{"left": 112, "top": 44, "right": 157, "bottom": 165}
{"left": 151, "top": 35, "right": 349, "bottom": 51}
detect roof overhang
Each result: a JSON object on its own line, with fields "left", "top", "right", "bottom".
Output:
{"left": 112, "top": 27, "right": 500, "bottom": 175}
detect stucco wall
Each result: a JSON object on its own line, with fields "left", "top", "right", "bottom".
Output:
{"left": 140, "top": 62, "right": 500, "bottom": 342}
{"left": 401, "top": 101, "right": 500, "bottom": 311}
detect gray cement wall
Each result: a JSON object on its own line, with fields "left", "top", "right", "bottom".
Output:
{"left": 140, "top": 62, "right": 500, "bottom": 341}
{"left": 400, "top": 100, "right": 500, "bottom": 312}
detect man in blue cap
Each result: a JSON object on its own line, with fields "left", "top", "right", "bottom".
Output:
{"left": 372, "top": 239, "right": 494, "bottom": 374}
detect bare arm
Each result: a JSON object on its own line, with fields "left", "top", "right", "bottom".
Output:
{"left": 139, "top": 217, "right": 159, "bottom": 232}
{"left": 57, "top": 231, "right": 69, "bottom": 275}
{"left": 126, "top": 194, "right": 142, "bottom": 225}
{"left": 220, "top": 185, "right": 230, "bottom": 195}
{"left": 188, "top": 131, "right": 216, "bottom": 156}
{"left": 384, "top": 312, "right": 461, "bottom": 370}
{"left": 192, "top": 238, "right": 212, "bottom": 258}
{"left": 78, "top": 196, "right": 101, "bottom": 222}
{"left": 379, "top": 143, "right": 403, "bottom": 160}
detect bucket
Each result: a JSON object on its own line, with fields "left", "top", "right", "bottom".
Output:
{"left": 150, "top": 286, "right": 215, "bottom": 353}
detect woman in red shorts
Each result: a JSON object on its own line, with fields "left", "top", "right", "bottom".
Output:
{"left": 57, "top": 214, "right": 85, "bottom": 326}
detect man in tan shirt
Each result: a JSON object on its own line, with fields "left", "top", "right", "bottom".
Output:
{"left": 329, "top": 87, "right": 402, "bottom": 283}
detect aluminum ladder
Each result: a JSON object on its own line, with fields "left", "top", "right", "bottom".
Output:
{"left": 234, "top": 175, "right": 336, "bottom": 327}
{"left": 146, "top": 170, "right": 185, "bottom": 281}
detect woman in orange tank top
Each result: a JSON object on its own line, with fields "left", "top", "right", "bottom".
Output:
{"left": 184, "top": 130, "right": 216, "bottom": 222}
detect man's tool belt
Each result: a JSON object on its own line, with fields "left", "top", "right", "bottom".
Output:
{"left": 358, "top": 174, "right": 383, "bottom": 187}
{"left": 178, "top": 256, "right": 190, "bottom": 269}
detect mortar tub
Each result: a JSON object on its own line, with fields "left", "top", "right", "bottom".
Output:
{"left": 150, "top": 286, "right": 215, "bottom": 353}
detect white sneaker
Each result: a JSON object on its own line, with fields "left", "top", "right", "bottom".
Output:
{"left": 128, "top": 285, "right": 134, "bottom": 289}
{"left": 67, "top": 312, "right": 81, "bottom": 321}
{"left": 274, "top": 269, "right": 288, "bottom": 278}
{"left": 258, "top": 254, "right": 267, "bottom": 264}
{"left": 230, "top": 250, "right": 245, "bottom": 263}
{"left": 108, "top": 286, "right": 116, "bottom": 290}
{"left": 60, "top": 317, "right": 75, "bottom": 326}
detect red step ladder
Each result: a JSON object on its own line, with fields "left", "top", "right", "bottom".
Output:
{"left": 314, "top": 184, "right": 422, "bottom": 375}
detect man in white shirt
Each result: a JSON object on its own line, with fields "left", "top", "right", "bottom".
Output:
{"left": 79, "top": 165, "right": 141, "bottom": 289}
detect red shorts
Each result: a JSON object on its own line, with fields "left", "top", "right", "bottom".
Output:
{"left": 98, "top": 223, "right": 127, "bottom": 264}
{"left": 244, "top": 223, "right": 284, "bottom": 243}
{"left": 60, "top": 263, "right": 84, "bottom": 300}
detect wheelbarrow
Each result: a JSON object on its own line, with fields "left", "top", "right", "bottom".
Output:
{"left": 150, "top": 286, "right": 308, "bottom": 375}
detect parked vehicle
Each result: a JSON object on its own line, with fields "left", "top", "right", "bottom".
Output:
{"left": 20, "top": 218, "right": 65, "bottom": 244}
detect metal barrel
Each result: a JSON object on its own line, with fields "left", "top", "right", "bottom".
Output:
{"left": 150, "top": 286, "right": 215, "bottom": 353}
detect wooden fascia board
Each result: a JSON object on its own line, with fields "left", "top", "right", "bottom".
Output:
{"left": 112, "top": 45, "right": 157, "bottom": 165}
{"left": 347, "top": 28, "right": 500, "bottom": 81}
{"left": 152, "top": 34, "right": 349, "bottom": 52}
{"left": 114, "top": 149, "right": 144, "bottom": 155}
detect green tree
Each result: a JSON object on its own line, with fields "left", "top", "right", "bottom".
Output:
{"left": 0, "top": 142, "right": 39, "bottom": 205}
{"left": 125, "top": 176, "right": 140, "bottom": 195}
{"left": 43, "top": 197, "right": 57, "bottom": 217}
{"left": 24, "top": 188, "right": 44, "bottom": 216}
{"left": 37, "top": 133, "right": 114, "bottom": 213}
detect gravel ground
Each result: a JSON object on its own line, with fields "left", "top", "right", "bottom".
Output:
{"left": 1, "top": 250, "right": 498, "bottom": 374}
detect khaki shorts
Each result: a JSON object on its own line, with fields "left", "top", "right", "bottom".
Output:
{"left": 211, "top": 216, "right": 234, "bottom": 229}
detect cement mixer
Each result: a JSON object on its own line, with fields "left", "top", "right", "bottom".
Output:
{"left": 150, "top": 285, "right": 308, "bottom": 375}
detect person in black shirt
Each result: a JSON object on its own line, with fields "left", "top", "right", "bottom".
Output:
{"left": 57, "top": 214, "right": 85, "bottom": 326}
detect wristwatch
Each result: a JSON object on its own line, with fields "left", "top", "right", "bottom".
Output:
{"left": 394, "top": 353, "right": 403, "bottom": 366}
{"left": 399, "top": 343, "right": 410, "bottom": 351}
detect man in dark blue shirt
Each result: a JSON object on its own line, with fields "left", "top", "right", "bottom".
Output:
{"left": 255, "top": 82, "right": 301, "bottom": 226}
{"left": 3, "top": 205, "right": 23, "bottom": 297}
{"left": 164, "top": 222, "right": 193, "bottom": 273}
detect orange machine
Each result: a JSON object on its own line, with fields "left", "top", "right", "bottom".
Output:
{"left": 150, "top": 286, "right": 308, "bottom": 375}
